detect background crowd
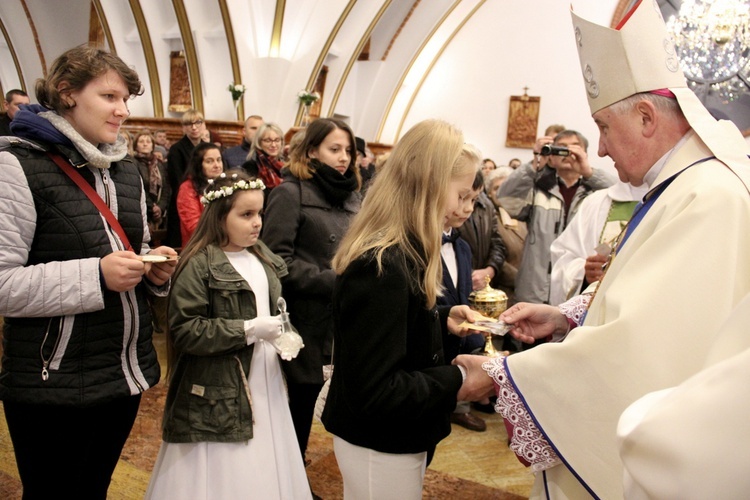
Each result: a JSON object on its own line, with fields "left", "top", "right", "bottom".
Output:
{"left": 1, "top": 1, "right": 749, "bottom": 497}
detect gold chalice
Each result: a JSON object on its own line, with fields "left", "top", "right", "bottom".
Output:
{"left": 468, "top": 276, "right": 508, "bottom": 357}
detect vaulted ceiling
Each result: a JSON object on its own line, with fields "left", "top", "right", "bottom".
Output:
{"left": 1, "top": 0, "right": 746, "bottom": 155}
{"left": 0, "top": 0, "right": 504, "bottom": 141}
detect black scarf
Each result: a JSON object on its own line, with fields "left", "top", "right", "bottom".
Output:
{"left": 310, "top": 159, "right": 358, "bottom": 206}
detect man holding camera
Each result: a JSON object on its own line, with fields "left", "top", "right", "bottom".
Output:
{"left": 497, "top": 129, "right": 614, "bottom": 309}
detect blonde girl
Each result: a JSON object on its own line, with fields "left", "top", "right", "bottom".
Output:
{"left": 321, "top": 119, "right": 479, "bottom": 499}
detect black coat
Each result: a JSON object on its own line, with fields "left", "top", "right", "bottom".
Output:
{"left": 0, "top": 114, "right": 12, "bottom": 136}
{"left": 321, "top": 246, "right": 463, "bottom": 455}
{"left": 165, "top": 135, "right": 198, "bottom": 247}
{"left": 261, "top": 173, "right": 360, "bottom": 383}
{"left": 457, "top": 191, "right": 507, "bottom": 287}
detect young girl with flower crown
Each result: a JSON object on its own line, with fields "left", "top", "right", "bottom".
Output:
{"left": 145, "top": 171, "right": 309, "bottom": 500}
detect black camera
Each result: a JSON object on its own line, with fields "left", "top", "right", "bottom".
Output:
{"left": 539, "top": 144, "right": 570, "bottom": 157}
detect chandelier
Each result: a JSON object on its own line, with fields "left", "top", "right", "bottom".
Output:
{"left": 666, "top": 0, "right": 750, "bottom": 102}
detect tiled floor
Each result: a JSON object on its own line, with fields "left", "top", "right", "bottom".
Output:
{"left": 0, "top": 333, "right": 534, "bottom": 499}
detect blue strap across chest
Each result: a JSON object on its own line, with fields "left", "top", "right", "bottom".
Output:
{"left": 618, "top": 156, "right": 714, "bottom": 252}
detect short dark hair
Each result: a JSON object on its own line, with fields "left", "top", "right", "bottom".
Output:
{"left": 35, "top": 45, "right": 143, "bottom": 114}
{"left": 5, "top": 89, "right": 28, "bottom": 103}
{"left": 554, "top": 129, "right": 589, "bottom": 151}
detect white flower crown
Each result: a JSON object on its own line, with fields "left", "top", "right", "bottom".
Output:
{"left": 200, "top": 173, "right": 266, "bottom": 206}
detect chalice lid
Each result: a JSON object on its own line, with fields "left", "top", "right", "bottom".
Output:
{"left": 468, "top": 276, "right": 508, "bottom": 305}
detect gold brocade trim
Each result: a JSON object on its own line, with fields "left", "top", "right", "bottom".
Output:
{"left": 585, "top": 201, "right": 642, "bottom": 314}
{"left": 598, "top": 200, "right": 638, "bottom": 245}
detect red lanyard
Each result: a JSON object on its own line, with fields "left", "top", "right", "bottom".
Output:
{"left": 47, "top": 153, "right": 133, "bottom": 252}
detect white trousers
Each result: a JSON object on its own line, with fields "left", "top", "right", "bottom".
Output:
{"left": 333, "top": 436, "right": 427, "bottom": 500}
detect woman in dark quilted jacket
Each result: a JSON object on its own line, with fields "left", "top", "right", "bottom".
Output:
{"left": 0, "top": 45, "right": 177, "bottom": 499}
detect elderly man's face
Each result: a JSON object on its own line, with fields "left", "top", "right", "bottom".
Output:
{"left": 593, "top": 105, "right": 649, "bottom": 186}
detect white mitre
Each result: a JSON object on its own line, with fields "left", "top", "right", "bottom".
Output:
{"left": 570, "top": 0, "right": 750, "bottom": 169}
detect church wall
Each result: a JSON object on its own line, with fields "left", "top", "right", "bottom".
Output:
{"left": 398, "top": 0, "right": 619, "bottom": 170}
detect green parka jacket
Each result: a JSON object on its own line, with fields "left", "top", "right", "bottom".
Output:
{"left": 162, "top": 241, "right": 288, "bottom": 443}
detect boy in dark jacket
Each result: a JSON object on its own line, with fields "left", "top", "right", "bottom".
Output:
{"left": 437, "top": 170, "right": 486, "bottom": 432}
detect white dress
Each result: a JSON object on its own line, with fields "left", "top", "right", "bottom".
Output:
{"left": 145, "top": 250, "right": 311, "bottom": 500}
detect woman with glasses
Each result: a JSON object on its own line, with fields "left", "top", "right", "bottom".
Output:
{"left": 242, "top": 123, "right": 285, "bottom": 196}
{"left": 176, "top": 142, "right": 224, "bottom": 246}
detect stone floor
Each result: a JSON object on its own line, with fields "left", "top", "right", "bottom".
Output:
{"left": 0, "top": 333, "right": 534, "bottom": 499}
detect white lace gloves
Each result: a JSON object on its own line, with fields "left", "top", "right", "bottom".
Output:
{"left": 243, "top": 314, "right": 304, "bottom": 361}
{"left": 244, "top": 315, "right": 283, "bottom": 345}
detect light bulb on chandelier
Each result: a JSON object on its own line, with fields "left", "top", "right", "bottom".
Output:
{"left": 666, "top": 0, "right": 750, "bottom": 103}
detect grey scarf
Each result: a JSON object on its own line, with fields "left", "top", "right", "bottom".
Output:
{"left": 41, "top": 111, "right": 128, "bottom": 169}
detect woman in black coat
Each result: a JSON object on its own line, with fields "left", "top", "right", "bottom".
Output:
{"left": 261, "top": 118, "right": 361, "bottom": 464}
{"left": 321, "top": 119, "right": 478, "bottom": 499}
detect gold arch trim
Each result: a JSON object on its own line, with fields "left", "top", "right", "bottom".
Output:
{"left": 375, "top": 0, "right": 461, "bottom": 142}
{"left": 0, "top": 16, "right": 25, "bottom": 93}
{"left": 172, "top": 0, "right": 203, "bottom": 114}
{"left": 381, "top": 0, "right": 421, "bottom": 61}
{"left": 270, "top": 0, "right": 286, "bottom": 57}
{"left": 92, "top": 0, "right": 116, "bottom": 54}
{"left": 128, "top": 0, "right": 163, "bottom": 117}
{"left": 296, "top": 0, "right": 358, "bottom": 126}
{"left": 394, "top": 0, "right": 486, "bottom": 140}
{"left": 219, "top": 0, "right": 243, "bottom": 120}
{"left": 20, "top": 0, "right": 45, "bottom": 78}
{"left": 326, "top": 0, "right": 393, "bottom": 119}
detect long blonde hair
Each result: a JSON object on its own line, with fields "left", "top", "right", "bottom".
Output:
{"left": 332, "top": 119, "right": 479, "bottom": 307}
